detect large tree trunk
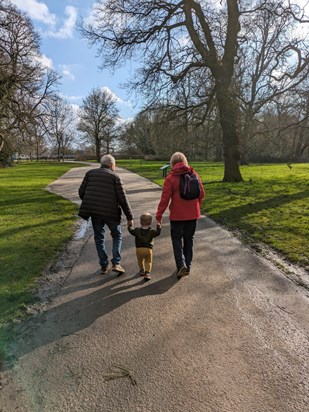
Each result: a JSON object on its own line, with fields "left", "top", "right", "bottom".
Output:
{"left": 216, "top": 83, "right": 243, "bottom": 182}
{"left": 57, "top": 145, "right": 61, "bottom": 162}
{"left": 0, "top": 134, "right": 4, "bottom": 152}
{"left": 95, "top": 136, "right": 101, "bottom": 162}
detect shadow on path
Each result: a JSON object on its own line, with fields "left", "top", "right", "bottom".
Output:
{"left": 9, "top": 271, "right": 177, "bottom": 363}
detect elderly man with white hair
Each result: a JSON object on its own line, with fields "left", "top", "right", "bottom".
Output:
{"left": 78, "top": 154, "right": 134, "bottom": 274}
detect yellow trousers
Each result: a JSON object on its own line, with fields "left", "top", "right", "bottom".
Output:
{"left": 136, "top": 247, "right": 153, "bottom": 273}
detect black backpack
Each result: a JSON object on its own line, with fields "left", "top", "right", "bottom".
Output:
{"left": 179, "top": 172, "right": 201, "bottom": 200}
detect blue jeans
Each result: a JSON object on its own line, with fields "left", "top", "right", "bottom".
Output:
{"left": 91, "top": 217, "right": 122, "bottom": 268}
{"left": 170, "top": 220, "right": 197, "bottom": 270}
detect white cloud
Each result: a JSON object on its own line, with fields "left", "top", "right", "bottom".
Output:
{"left": 11, "top": 0, "right": 56, "bottom": 25}
{"left": 115, "top": 116, "right": 134, "bottom": 126}
{"left": 101, "top": 86, "right": 133, "bottom": 108}
{"left": 34, "top": 53, "right": 53, "bottom": 69}
{"left": 59, "top": 65, "right": 75, "bottom": 81}
{"left": 101, "top": 86, "right": 121, "bottom": 102}
{"left": 67, "top": 95, "right": 83, "bottom": 101}
{"left": 62, "top": 69, "right": 75, "bottom": 81}
{"left": 58, "top": 93, "right": 82, "bottom": 103}
{"left": 83, "top": 3, "right": 103, "bottom": 28}
{"left": 70, "top": 103, "right": 80, "bottom": 111}
{"left": 47, "top": 6, "right": 77, "bottom": 39}
{"left": 12, "top": 1, "right": 77, "bottom": 39}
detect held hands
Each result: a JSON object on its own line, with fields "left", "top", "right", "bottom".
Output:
{"left": 127, "top": 220, "right": 134, "bottom": 228}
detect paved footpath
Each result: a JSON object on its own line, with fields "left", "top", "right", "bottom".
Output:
{"left": 1, "top": 165, "right": 309, "bottom": 412}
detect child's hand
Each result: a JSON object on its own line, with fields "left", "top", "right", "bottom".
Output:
{"left": 127, "top": 220, "right": 133, "bottom": 228}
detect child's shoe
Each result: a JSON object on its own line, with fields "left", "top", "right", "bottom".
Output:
{"left": 139, "top": 269, "right": 146, "bottom": 276}
{"left": 144, "top": 272, "right": 151, "bottom": 281}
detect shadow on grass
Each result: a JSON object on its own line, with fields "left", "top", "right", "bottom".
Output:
{"left": 0, "top": 215, "right": 75, "bottom": 238}
{"left": 0, "top": 191, "right": 76, "bottom": 209}
{"left": 209, "top": 189, "right": 309, "bottom": 221}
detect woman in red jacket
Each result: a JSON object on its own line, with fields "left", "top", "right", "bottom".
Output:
{"left": 156, "top": 152, "right": 205, "bottom": 279}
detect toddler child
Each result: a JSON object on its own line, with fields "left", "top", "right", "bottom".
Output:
{"left": 128, "top": 212, "right": 161, "bottom": 280}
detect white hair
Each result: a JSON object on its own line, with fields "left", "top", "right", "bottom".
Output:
{"left": 100, "top": 154, "right": 115, "bottom": 167}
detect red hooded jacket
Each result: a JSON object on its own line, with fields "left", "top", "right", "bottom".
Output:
{"left": 156, "top": 162, "right": 205, "bottom": 222}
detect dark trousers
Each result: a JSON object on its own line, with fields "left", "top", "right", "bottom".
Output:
{"left": 170, "top": 219, "right": 197, "bottom": 270}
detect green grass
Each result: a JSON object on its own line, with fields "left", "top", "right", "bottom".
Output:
{"left": 117, "top": 160, "right": 309, "bottom": 268}
{"left": 0, "top": 161, "right": 84, "bottom": 364}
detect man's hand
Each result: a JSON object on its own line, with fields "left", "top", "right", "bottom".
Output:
{"left": 127, "top": 220, "right": 134, "bottom": 228}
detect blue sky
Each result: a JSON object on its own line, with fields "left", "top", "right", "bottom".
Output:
{"left": 11, "top": 0, "right": 309, "bottom": 123}
{"left": 11, "top": 0, "right": 140, "bottom": 120}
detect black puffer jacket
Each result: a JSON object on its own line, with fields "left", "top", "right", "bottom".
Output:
{"left": 78, "top": 165, "right": 133, "bottom": 222}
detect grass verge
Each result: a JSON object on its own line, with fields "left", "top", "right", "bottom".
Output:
{"left": 0, "top": 161, "right": 85, "bottom": 365}
{"left": 117, "top": 160, "right": 309, "bottom": 269}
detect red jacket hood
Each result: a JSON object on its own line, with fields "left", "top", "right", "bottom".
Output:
{"left": 171, "top": 162, "right": 193, "bottom": 175}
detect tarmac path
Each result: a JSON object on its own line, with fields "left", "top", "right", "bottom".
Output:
{"left": 1, "top": 165, "right": 309, "bottom": 412}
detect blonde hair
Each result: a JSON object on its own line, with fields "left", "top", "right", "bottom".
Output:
{"left": 140, "top": 212, "right": 152, "bottom": 226}
{"left": 170, "top": 152, "right": 188, "bottom": 168}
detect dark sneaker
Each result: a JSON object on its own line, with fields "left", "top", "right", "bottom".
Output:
{"left": 144, "top": 272, "right": 151, "bottom": 281}
{"left": 100, "top": 264, "right": 110, "bottom": 275}
{"left": 176, "top": 266, "right": 188, "bottom": 279}
{"left": 139, "top": 269, "right": 146, "bottom": 276}
{"left": 112, "top": 264, "right": 125, "bottom": 274}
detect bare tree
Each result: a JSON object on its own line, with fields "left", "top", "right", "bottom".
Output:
{"left": 45, "top": 96, "right": 76, "bottom": 161}
{"left": 0, "top": 0, "right": 59, "bottom": 165}
{"left": 292, "top": 90, "right": 309, "bottom": 160}
{"left": 31, "top": 120, "right": 48, "bottom": 160}
{"left": 150, "top": 72, "right": 220, "bottom": 160}
{"left": 78, "top": 88, "right": 119, "bottom": 162}
{"left": 81, "top": 0, "right": 309, "bottom": 180}
{"left": 252, "top": 89, "right": 309, "bottom": 162}
{"left": 237, "top": 1, "right": 309, "bottom": 163}
{"left": 80, "top": 0, "right": 242, "bottom": 180}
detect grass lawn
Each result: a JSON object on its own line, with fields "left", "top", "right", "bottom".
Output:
{"left": 117, "top": 160, "right": 309, "bottom": 269}
{"left": 0, "top": 161, "right": 85, "bottom": 363}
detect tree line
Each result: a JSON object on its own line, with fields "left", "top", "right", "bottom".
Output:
{"left": 81, "top": 0, "right": 309, "bottom": 181}
{"left": 1, "top": 0, "right": 309, "bottom": 182}
{"left": 0, "top": 0, "right": 79, "bottom": 164}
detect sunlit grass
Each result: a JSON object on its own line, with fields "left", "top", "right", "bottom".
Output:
{"left": 117, "top": 160, "right": 309, "bottom": 268}
{"left": 0, "top": 161, "right": 84, "bottom": 361}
